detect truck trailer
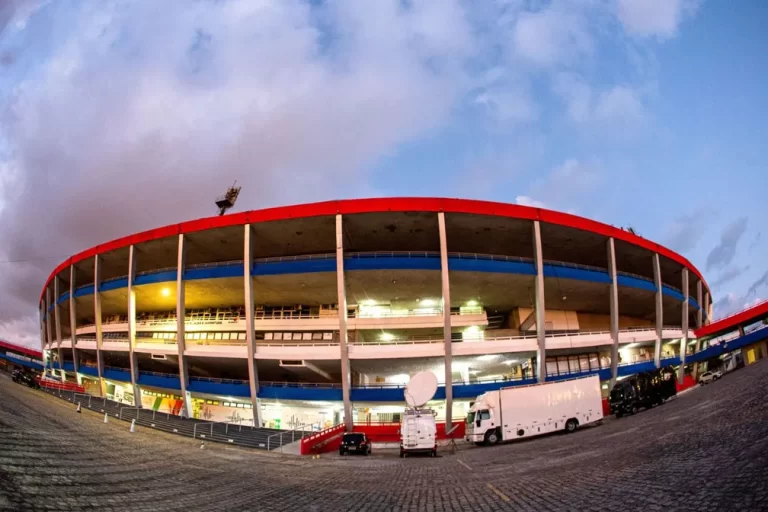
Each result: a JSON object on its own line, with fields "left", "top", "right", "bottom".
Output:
{"left": 465, "top": 375, "right": 603, "bottom": 445}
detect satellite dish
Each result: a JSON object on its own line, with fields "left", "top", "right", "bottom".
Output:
{"left": 404, "top": 371, "right": 438, "bottom": 408}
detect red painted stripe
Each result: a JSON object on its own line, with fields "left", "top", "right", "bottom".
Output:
{"left": 695, "top": 300, "right": 768, "bottom": 338}
{"left": 0, "top": 339, "right": 43, "bottom": 359}
{"left": 39, "top": 198, "right": 708, "bottom": 302}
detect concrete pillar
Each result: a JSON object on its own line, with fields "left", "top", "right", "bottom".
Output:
{"left": 45, "top": 289, "right": 55, "bottom": 376}
{"left": 39, "top": 304, "right": 49, "bottom": 376}
{"left": 678, "top": 268, "right": 689, "bottom": 383}
{"left": 653, "top": 253, "right": 663, "bottom": 368}
{"left": 738, "top": 325, "right": 745, "bottom": 337}
{"left": 696, "top": 280, "right": 703, "bottom": 328}
{"left": 705, "top": 292, "right": 712, "bottom": 325}
{"left": 93, "top": 255, "right": 106, "bottom": 396}
{"left": 532, "top": 221, "right": 546, "bottom": 382}
{"left": 335, "top": 214, "right": 353, "bottom": 431}
{"left": 693, "top": 279, "right": 704, "bottom": 379}
{"left": 438, "top": 212, "right": 453, "bottom": 425}
{"left": 175, "top": 234, "right": 192, "bottom": 417}
{"left": 607, "top": 238, "right": 620, "bottom": 387}
{"left": 69, "top": 265, "right": 81, "bottom": 384}
{"left": 243, "top": 225, "right": 262, "bottom": 428}
{"left": 53, "top": 278, "right": 66, "bottom": 381}
{"left": 127, "top": 246, "right": 142, "bottom": 406}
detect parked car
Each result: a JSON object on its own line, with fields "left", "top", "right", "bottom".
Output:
{"left": 699, "top": 370, "right": 722, "bottom": 384}
{"left": 339, "top": 432, "right": 371, "bottom": 456}
{"left": 12, "top": 369, "right": 40, "bottom": 389}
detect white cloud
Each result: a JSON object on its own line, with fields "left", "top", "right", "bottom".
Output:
{"left": 515, "top": 195, "right": 548, "bottom": 209}
{"left": 616, "top": 0, "right": 699, "bottom": 39}
{"left": 512, "top": 6, "right": 593, "bottom": 67}
{"left": 553, "top": 73, "right": 648, "bottom": 129}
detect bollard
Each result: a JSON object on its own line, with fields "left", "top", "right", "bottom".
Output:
{"left": 130, "top": 419, "right": 136, "bottom": 433}
{"left": 200, "top": 440, "right": 205, "bottom": 450}
{"left": 76, "top": 403, "right": 81, "bottom": 414}
{"left": 104, "top": 413, "right": 109, "bottom": 424}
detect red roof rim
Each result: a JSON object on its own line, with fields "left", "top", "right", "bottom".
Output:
{"left": 0, "top": 339, "right": 43, "bottom": 359}
{"left": 39, "top": 197, "right": 709, "bottom": 303}
{"left": 694, "top": 299, "right": 768, "bottom": 338}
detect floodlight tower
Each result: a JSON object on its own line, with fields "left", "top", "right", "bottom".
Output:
{"left": 215, "top": 181, "right": 242, "bottom": 216}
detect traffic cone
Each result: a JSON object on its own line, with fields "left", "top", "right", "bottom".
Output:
{"left": 76, "top": 403, "right": 81, "bottom": 413}
{"left": 103, "top": 413, "right": 109, "bottom": 424}
{"left": 130, "top": 419, "right": 136, "bottom": 433}
{"left": 200, "top": 440, "right": 205, "bottom": 450}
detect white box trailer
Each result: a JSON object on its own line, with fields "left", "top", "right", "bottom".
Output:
{"left": 465, "top": 375, "right": 603, "bottom": 445}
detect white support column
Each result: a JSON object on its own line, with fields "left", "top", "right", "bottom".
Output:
{"left": 45, "top": 290, "right": 55, "bottom": 376}
{"left": 532, "top": 221, "right": 546, "bottom": 383}
{"left": 696, "top": 280, "right": 703, "bottom": 329}
{"left": 607, "top": 238, "right": 620, "bottom": 387}
{"left": 127, "top": 245, "right": 142, "bottom": 406}
{"left": 69, "top": 265, "right": 81, "bottom": 384}
{"left": 243, "top": 225, "right": 262, "bottom": 427}
{"left": 693, "top": 279, "right": 704, "bottom": 379}
{"left": 653, "top": 253, "right": 663, "bottom": 368}
{"left": 54, "top": 277, "right": 66, "bottom": 381}
{"left": 336, "top": 214, "right": 353, "bottom": 431}
{"left": 678, "top": 268, "right": 689, "bottom": 383}
{"left": 704, "top": 291, "right": 711, "bottom": 325}
{"left": 93, "top": 255, "right": 106, "bottom": 396}
{"left": 438, "top": 212, "right": 453, "bottom": 424}
{"left": 175, "top": 234, "right": 192, "bottom": 417}
{"left": 39, "top": 304, "right": 48, "bottom": 376}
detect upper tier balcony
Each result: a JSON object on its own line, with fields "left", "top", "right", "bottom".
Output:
{"left": 63, "top": 326, "right": 694, "bottom": 361}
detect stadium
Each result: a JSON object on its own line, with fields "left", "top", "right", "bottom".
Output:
{"left": 36, "top": 197, "right": 726, "bottom": 432}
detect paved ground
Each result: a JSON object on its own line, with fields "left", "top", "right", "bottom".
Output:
{"left": 1, "top": 361, "right": 767, "bottom": 512}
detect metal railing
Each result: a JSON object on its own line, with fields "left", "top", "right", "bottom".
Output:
{"left": 709, "top": 297, "right": 768, "bottom": 324}
{"left": 119, "top": 406, "right": 141, "bottom": 420}
{"left": 266, "top": 422, "right": 320, "bottom": 451}
{"left": 193, "top": 420, "right": 254, "bottom": 440}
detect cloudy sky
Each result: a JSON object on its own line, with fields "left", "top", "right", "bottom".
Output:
{"left": 1, "top": 0, "right": 766, "bottom": 349}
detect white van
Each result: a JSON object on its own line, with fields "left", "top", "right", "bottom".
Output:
{"left": 400, "top": 408, "right": 437, "bottom": 457}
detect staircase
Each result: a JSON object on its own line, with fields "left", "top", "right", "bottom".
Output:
{"left": 41, "top": 387, "right": 309, "bottom": 451}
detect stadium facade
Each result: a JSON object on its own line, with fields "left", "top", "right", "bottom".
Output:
{"left": 39, "top": 198, "right": 713, "bottom": 430}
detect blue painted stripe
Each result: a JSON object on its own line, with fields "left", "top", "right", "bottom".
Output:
{"left": 0, "top": 353, "right": 44, "bottom": 371}
{"left": 617, "top": 275, "right": 657, "bottom": 293}
{"left": 448, "top": 258, "right": 536, "bottom": 275}
{"left": 185, "top": 264, "right": 243, "bottom": 280}
{"left": 73, "top": 285, "right": 93, "bottom": 298}
{"left": 662, "top": 285, "right": 685, "bottom": 302}
{"left": 135, "top": 270, "right": 177, "bottom": 286}
{"left": 188, "top": 380, "right": 251, "bottom": 397}
{"left": 63, "top": 361, "right": 75, "bottom": 371}
{"left": 346, "top": 256, "right": 441, "bottom": 271}
{"left": 689, "top": 298, "right": 700, "bottom": 310}
{"left": 101, "top": 277, "right": 129, "bottom": 292}
{"left": 79, "top": 366, "right": 99, "bottom": 377}
{"left": 104, "top": 367, "right": 131, "bottom": 382}
{"left": 252, "top": 260, "right": 336, "bottom": 276}
{"left": 138, "top": 373, "right": 181, "bottom": 390}
{"left": 58, "top": 291, "right": 70, "bottom": 304}
{"left": 544, "top": 264, "right": 611, "bottom": 284}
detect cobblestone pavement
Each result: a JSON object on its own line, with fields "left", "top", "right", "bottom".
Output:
{"left": 1, "top": 361, "right": 767, "bottom": 512}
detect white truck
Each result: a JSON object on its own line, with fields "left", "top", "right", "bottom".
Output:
{"left": 399, "top": 408, "right": 437, "bottom": 458}
{"left": 400, "top": 371, "right": 439, "bottom": 457}
{"left": 465, "top": 375, "right": 603, "bottom": 445}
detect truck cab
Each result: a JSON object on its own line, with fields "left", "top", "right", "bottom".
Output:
{"left": 465, "top": 398, "right": 500, "bottom": 445}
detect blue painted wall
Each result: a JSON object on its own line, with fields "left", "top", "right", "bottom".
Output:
{"left": 138, "top": 373, "right": 181, "bottom": 390}
{"left": 79, "top": 366, "right": 99, "bottom": 377}
{"left": 104, "top": 367, "right": 131, "bottom": 382}
{"left": 0, "top": 353, "right": 44, "bottom": 371}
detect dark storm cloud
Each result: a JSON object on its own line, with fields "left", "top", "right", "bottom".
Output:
{"left": 0, "top": 1, "right": 479, "bottom": 346}
{"left": 706, "top": 217, "right": 748, "bottom": 271}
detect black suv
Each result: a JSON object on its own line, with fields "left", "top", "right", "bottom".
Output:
{"left": 339, "top": 432, "right": 371, "bottom": 456}
{"left": 12, "top": 369, "right": 40, "bottom": 389}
